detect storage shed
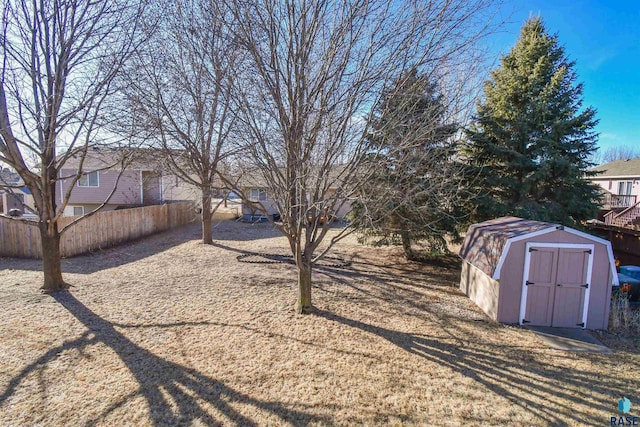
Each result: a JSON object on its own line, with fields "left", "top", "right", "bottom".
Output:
{"left": 459, "top": 217, "right": 619, "bottom": 329}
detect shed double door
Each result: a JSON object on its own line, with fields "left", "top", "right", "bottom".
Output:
{"left": 523, "top": 247, "right": 590, "bottom": 327}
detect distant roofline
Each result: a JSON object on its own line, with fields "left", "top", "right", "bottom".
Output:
{"left": 590, "top": 175, "right": 640, "bottom": 180}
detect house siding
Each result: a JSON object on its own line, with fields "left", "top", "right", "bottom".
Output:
{"left": 240, "top": 187, "right": 352, "bottom": 221}
{"left": 60, "top": 169, "right": 142, "bottom": 205}
{"left": 161, "top": 175, "right": 200, "bottom": 203}
{"left": 141, "top": 171, "right": 162, "bottom": 205}
{"left": 592, "top": 177, "right": 640, "bottom": 201}
{"left": 241, "top": 188, "right": 279, "bottom": 218}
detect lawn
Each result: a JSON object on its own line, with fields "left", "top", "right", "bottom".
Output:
{"left": 0, "top": 220, "right": 638, "bottom": 426}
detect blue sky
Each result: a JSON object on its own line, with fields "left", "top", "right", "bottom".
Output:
{"left": 489, "top": 0, "right": 640, "bottom": 152}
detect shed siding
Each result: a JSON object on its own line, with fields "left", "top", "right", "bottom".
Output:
{"left": 586, "top": 244, "right": 612, "bottom": 329}
{"left": 460, "top": 260, "right": 500, "bottom": 321}
{"left": 495, "top": 230, "right": 613, "bottom": 329}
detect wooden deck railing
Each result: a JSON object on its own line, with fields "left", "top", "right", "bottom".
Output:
{"left": 604, "top": 194, "right": 637, "bottom": 208}
{"left": 605, "top": 201, "right": 640, "bottom": 228}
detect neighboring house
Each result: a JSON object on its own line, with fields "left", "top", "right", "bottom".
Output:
{"left": 239, "top": 173, "right": 352, "bottom": 222}
{"left": 0, "top": 168, "right": 36, "bottom": 217}
{"left": 589, "top": 158, "right": 640, "bottom": 227}
{"left": 590, "top": 158, "right": 640, "bottom": 209}
{"left": 58, "top": 149, "right": 186, "bottom": 217}
{"left": 240, "top": 184, "right": 279, "bottom": 221}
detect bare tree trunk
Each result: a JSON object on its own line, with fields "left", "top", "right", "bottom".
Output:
{"left": 296, "top": 260, "right": 313, "bottom": 314}
{"left": 40, "top": 222, "right": 67, "bottom": 292}
{"left": 229, "top": 0, "right": 501, "bottom": 313}
{"left": 202, "top": 189, "right": 213, "bottom": 244}
{"left": 400, "top": 227, "right": 414, "bottom": 261}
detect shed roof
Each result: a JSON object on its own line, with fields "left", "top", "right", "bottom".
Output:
{"left": 459, "top": 217, "right": 554, "bottom": 278}
{"left": 459, "top": 216, "right": 617, "bottom": 284}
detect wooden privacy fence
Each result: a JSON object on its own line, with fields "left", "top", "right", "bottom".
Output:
{"left": 0, "top": 202, "right": 195, "bottom": 259}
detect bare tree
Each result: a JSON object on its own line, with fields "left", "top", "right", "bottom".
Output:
{"left": 0, "top": 0, "right": 146, "bottom": 291}
{"left": 593, "top": 145, "right": 640, "bottom": 165}
{"left": 125, "top": 0, "right": 239, "bottom": 244}
{"left": 228, "top": 0, "right": 500, "bottom": 313}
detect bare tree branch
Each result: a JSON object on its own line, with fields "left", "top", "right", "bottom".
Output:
{"left": 0, "top": 0, "right": 147, "bottom": 291}
{"left": 227, "top": 0, "right": 501, "bottom": 313}
{"left": 124, "top": 0, "right": 240, "bottom": 244}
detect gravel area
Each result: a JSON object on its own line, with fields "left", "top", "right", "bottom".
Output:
{"left": 0, "top": 219, "right": 638, "bottom": 426}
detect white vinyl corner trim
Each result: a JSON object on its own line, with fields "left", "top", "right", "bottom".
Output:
{"left": 493, "top": 225, "right": 618, "bottom": 285}
{"left": 492, "top": 227, "right": 557, "bottom": 280}
{"left": 519, "top": 242, "right": 594, "bottom": 328}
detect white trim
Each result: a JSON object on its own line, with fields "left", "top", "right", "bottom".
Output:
{"left": 591, "top": 175, "right": 640, "bottom": 180}
{"left": 159, "top": 174, "right": 164, "bottom": 203}
{"left": 582, "top": 246, "right": 595, "bottom": 328}
{"left": 562, "top": 227, "right": 619, "bottom": 285}
{"left": 519, "top": 242, "right": 594, "bottom": 328}
{"left": 493, "top": 227, "right": 557, "bottom": 280}
{"left": 493, "top": 225, "right": 618, "bottom": 285}
{"left": 139, "top": 170, "right": 144, "bottom": 203}
{"left": 562, "top": 227, "right": 614, "bottom": 246}
{"left": 607, "top": 244, "right": 620, "bottom": 286}
{"left": 518, "top": 243, "right": 534, "bottom": 326}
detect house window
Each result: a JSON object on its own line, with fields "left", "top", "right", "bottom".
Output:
{"left": 78, "top": 171, "right": 99, "bottom": 187}
{"left": 618, "top": 181, "right": 632, "bottom": 196}
{"left": 73, "top": 206, "right": 84, "bottom": 216}
{"left": 608, "top": 180, "right": 612, "bottom": 190}
{"left": 249, "top": 188, "right": 267, "bottom": 202}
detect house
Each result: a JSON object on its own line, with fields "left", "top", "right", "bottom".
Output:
{"left": 239, "top": 171, "right": 353, "bottom": 222}
{"left": 58, "top": 149, "right": 188, "bottom": 216}
{"left": 0, "top": 168, "right": 35, "bottom": 217}
{"left": 589, "top": 158, "right": 640, "bottom": 227}
{"left": 590, "top": 158, "right": 640, "bottom": 208}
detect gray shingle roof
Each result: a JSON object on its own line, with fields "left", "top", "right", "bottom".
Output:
{"left": 590, "top": 158, "right": 640, "bottom": 178}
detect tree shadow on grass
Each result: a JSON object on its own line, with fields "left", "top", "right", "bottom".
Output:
{"left": 211, "top": 219, "right": 285, "bottom": 242}
{"left": 315, "top": 310, "right": 630, "bottom": 426}
{"left": 0, "top": 291, "right": 330, "bottom": 426}
{"left": 313, "top": 259, "right": 467, "bottom": 319}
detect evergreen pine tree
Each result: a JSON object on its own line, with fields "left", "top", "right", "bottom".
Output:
{"left": 464, "top": 17, "right": 601, "bottom": 226}
{"left": 355, "top": 69, "right": 463, "bottom": 259}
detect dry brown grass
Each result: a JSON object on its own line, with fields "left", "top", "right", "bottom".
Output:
{"left": 0, "top": 220, "right": 638, "bottom": 426}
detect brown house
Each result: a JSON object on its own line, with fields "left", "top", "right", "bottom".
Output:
{"left": 58, "top": 149, "right": 191, "bottom": 216}
{"left": 459, "top": 217, "right": 618, "bottom": 330}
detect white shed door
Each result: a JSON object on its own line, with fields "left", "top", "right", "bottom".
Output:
{"left": 523, "top": 246, "right": 591, "bottom": 328}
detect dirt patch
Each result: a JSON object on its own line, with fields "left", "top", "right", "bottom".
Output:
{"left": 0, "top": 220, "right": 638, "bottom": 426}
